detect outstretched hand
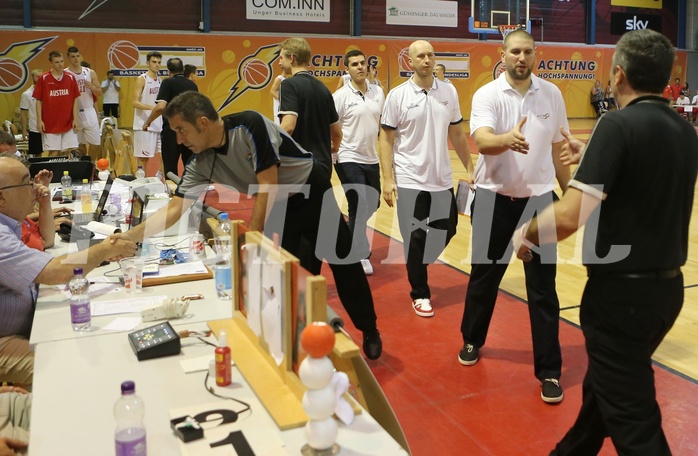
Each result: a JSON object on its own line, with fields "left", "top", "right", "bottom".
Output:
{"left": 560, "top": 128, "right": 586, "bottom": 165}
{"left": 508, "top": 117, "right": 529, "bottom": 154}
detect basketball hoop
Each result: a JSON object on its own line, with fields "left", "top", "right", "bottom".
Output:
{"left": 499, "top": 24, "right": 523, "bottom": 41}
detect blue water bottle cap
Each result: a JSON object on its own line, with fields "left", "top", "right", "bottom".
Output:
{"left": 73, "top": 268, "right": 83, "bottom": 275}
{"left": 219, "top": 213, "right": 229, "bottom": 221}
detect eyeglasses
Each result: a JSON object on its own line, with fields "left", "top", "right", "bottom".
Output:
{"left": 0, "top": 182, "right": 34, "bottom": 191}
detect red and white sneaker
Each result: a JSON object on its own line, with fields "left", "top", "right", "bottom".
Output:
{"left": 412, "top": 298, "right": 434, "bottom": 317}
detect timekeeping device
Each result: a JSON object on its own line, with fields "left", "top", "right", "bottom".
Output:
{"left": 128, "top": 321, "right": 181, "bottom": 361}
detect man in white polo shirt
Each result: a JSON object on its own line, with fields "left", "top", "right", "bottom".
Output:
{"left": 333, "top": 49, "right": 385, "bottom": 275}
{"left": 379, "top": 40, "right": 474, "bottom": 318}
{"left": 458, "top": 30, "right": 570, "bottom": 404}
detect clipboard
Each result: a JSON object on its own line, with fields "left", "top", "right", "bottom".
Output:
{"left": 142, "top": 266, "right": 213, "bottom": 287}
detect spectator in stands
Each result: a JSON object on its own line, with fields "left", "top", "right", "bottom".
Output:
{"left": 604, "top": 80, "right": 618, "bottom": 110}
{"left": 662, "top": 81, "right": 673, "bottom": 102}
{"left": 590, "top": 80, "right": 607, "bottom": 117}
{"left": 19, "top": 69, "right": 43, "bottom": 156}
{"left": 101, "top": 70, "right": 121, "bottom": 121}
{"left": 671, "top": 77, "right": 682, "bottom": 100}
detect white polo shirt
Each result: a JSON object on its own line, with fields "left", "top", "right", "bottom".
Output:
{"left": 382, "top": 77, "right": 463, "bottom": 192}
{"left": 20, "top": 85, "right": 37, "bottom": 132}
{"left": 333, "top": 82, "right": 384, "bottom": 164}
{"left": 470, "top": 73, "right": 569, "bottom": 198}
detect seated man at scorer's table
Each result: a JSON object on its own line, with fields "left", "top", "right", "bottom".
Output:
{"left": 0, "top": 154, "right": 138, "bottom": 388}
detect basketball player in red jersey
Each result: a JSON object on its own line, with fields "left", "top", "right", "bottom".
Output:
{"left": 33, "top": 51, "right": 80, "bottom": 157}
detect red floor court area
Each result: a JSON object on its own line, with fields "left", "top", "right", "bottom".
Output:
{"left": 323, "top": 230, "right": 698, "bottom": 456}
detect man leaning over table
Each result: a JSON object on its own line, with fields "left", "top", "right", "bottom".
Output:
{"left": 0, "top": 154, "right": 137, "bottom": 388}
{"left": 112, "top": 91, "right": 384, "bottom": 360}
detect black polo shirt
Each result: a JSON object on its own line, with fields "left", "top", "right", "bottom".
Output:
{"left": 571, "top": 95, "right": 698, "bottom": 272}
{"left": 278, "top": 71, "right": 339, "bottom": 177}
{"left": 155, "top": 74, "right": 198, "bottom": 131}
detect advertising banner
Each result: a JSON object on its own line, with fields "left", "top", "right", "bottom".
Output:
{"left": 385, "top": 0, "right": 459, "bottom": 28}
{"left": 0, "top": 30, "right": 687, "bottom": 128}
{"left": 246, "top": 0, "right": 331, "bottom": 22}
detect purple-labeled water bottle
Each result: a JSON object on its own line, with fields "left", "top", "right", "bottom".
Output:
{"left": 69, "top": 268, "right": 91, "bottom": 331}
{"left": 114, "top": 381, "right": 147, "bottom": 456}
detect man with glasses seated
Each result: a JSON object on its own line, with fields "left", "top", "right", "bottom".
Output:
{"left": 0, "top": 154, "right": 137, "bottom": 388}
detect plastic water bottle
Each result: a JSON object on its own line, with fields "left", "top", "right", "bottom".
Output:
{"left": 80, "top": 179, "right": 92, "bottom": 213}
{"left": 214, "top": 213, "right": 232, "bottom": 300}
{"left": 61, "top": 170, "right": 72, "bottom": 203}
{"left": 135, "top": 166, "right": 146, "bottom": 179}
{"left": 69, "top": 268, "right": 91, "bottom": 331}
{"left": 114, "top": 381, "right": 147, "bottom": 456}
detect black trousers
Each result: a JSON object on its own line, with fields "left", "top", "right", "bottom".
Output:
{"left": 396, "top": 187, "right": 457, "bottom": 300}
{"left": 334, "top": 162, "right": 381, "bottom": 260}
{"left": 461, "top": 188, "right": 562, "bottom": 380}
{"left": 267, "top": 163, "right": 378, "bottom": 333}
{"left": 552, "top": 274, "right": 682, "bottom": 456}
{"left": 162, "top": 128, "right": 193, "bottom": 178}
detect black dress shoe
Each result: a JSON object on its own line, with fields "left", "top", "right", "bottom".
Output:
{"left": 363, "top": 330, "right": 382, "bottom": 360}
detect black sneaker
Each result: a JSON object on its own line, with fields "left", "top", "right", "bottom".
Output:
{"left": 363, "top": 330, "right": 382, "bottom": 360}
{"left": 458, "top": 343, "right": 479, "bottom": 366}
{"left": 541, "top": 378, "right": 564, "bottom": 404}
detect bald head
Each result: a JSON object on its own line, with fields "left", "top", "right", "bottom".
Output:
{"left": 408, "top": 40, "right": 436, "bottom": 80}
{"left": 409, "top": 40, "right": 433, "bottom": 59}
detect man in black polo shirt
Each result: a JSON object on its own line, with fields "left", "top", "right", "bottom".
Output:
{"left": 516, "top": 30, "right": 698, "bottom": 455}
{"left": 277, "top": 37, "right": 341, "bottom": 180}
{"left": 143, "top": 57, "right": 198, "bottom": 177}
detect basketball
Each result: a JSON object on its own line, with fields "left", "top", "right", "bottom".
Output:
{"left": 241, "top": 59, "right": 270, "bottom": 88}
{"left": 398, "top": 47, "right": 411, "bottom": 72}
{"left": 0, "top": 58, "right": 25, "bottom": 91}
{"left": 108, "top": 40, "right": 140, "bottom": 70}
{"left": 300, "top": 322, "right": 335, "bottom": 358}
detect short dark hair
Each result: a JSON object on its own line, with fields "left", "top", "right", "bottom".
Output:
{"left": 183, "top": 64, "right": 197, "bottom": 78}
{"left": 344, "top": 49, "right": 365, "bottom": 67}
{"left": 167, "top": 57, "right": 184, "bottom": 74}
{"left": 503, "top": 29, "right": 534, "bottom": 50}
{"left": 163, "top": 91, "right": 219, "bottom": 128}
{"left": 107, "top": 70, "right": 114, "bottom": 75}
{"left": 48, "top": 50, "right": 62, "bottom": 61}
{"left": 612, "top": 30, "right": 674, "bottom": 94}
{"left": 146, "top": 51, "right": 162, "bottom": 62}
{"left": 67, "top": 46, "right": 79, "bottom": 55}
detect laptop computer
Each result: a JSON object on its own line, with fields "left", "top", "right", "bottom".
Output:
{"left": 72, "top": 176, "right": 114, "bottom": 225}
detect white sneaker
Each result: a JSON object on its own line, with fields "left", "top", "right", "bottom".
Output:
{"left": 412, "top": 298, "right": 434, "bottom": 317}
{"left": 360, "top": 258, "right": 373, "bottom": 275}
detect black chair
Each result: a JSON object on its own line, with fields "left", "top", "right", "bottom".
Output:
{"left": 29, "top": 161, "right": 95, "bottom": 183}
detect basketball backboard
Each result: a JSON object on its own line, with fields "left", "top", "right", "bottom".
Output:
{"left": 469, "top": 0, "right": 530, "bottom": 35}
